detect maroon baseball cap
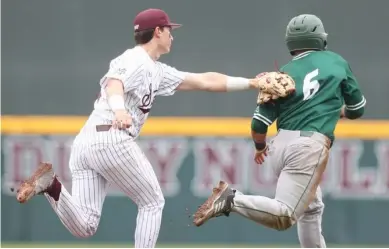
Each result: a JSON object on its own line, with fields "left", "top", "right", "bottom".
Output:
{"left": 133, "top": 9, "right": 182, "bottom": 32}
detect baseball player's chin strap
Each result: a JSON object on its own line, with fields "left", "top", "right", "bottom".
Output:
{"left": 226, "top": 77, "right": 250, "bottom": 91}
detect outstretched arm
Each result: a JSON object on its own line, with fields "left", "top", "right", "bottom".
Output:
{"left": 177, "top": 72, "right": 259, "bottom": 92}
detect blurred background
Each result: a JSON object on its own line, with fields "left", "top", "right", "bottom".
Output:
{"left": 2, "top": 0, "right": 389, "bottom": 247}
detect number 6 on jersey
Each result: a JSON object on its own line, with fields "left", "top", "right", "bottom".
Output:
{"left": 303, "top": 68, "right": 320, "bottom": 101}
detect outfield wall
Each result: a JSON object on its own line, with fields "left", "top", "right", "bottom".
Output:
{"left": 2, "top": 117, "right": 389, "bottom": 245}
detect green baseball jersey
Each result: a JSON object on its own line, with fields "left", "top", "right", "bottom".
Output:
{"left": 253, "top": 50, "right": 366, "bottom": 141}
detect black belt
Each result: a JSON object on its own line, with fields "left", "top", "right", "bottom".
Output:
{"left": 300, "top": 131, "right": 314, "bottom": 137}
{"left": 95, "top": 125, "right": 134, "bottom": 138}
{"left": 96, "top": 124, "right": 112, "bottom": 132}
{"left": 300, "top": 131, "right": 333, "bottom": 148}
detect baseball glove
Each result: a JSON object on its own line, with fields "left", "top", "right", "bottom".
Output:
{"left": 256, "top": 71, "right": 296, "bottom": 104}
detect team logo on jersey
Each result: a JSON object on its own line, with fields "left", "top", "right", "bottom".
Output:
{"left": 138, "top": 84, "right": 155, "bottom": 114}
{"left": 117, "top": 68, "right": 127, "bottom": 75}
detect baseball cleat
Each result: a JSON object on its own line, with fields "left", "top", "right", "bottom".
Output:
{"left": 16, "top": 162, "right": 55, "bottom": 203}
{"left": 193, "top": 181, "right": 235, "bottom": 227}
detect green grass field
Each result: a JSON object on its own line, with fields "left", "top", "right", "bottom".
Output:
{"left": 1, "top": 243, "right": 290, "bottom": 248}
{"left": 2, "top": 243, "right": 389, "bottom": 248}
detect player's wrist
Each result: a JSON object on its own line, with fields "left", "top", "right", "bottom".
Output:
{"left": 254, "top": 141, "right": 267, "bottom": 151}
{"left": 249, "top": 79, "right": 260, "bottom": 89}
{"left": 108, "top": 95, "right": 126, "bottom": 111}
{"left": 114, "top": 109, "right": 127, "bottom": 115}
{"left": 226, "top": 76, "right": 250, "bottom": 91}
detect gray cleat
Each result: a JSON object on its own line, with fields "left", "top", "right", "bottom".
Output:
{"left": 193, "top": 180, "right": 235, "bottom": 227}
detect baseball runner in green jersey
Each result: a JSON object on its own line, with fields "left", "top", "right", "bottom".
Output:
{"left": 193, "top": 14, "right": 366, "bottom": 248}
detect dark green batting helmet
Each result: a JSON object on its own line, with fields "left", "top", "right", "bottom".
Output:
{"left": 285, "top": 14, "right": 328, "bottom": 54}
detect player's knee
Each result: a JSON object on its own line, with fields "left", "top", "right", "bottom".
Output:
{"left": 74, "top": 217, "right": 100, "bottom": 238}
{"left": 274, "top": 216, "right": 294, "bottom": 231}
{"left": 139, "top": 190, "right": 165, "bottom": 210}
{"left": 82, "top": 226, "right": 98, "bottom": 238}
{"left": 275, "top": 201, "right": 324, "bottom": 231}
{"left": 153, "top": 194, "right": 165, "bottom": 209}
{"left": 72, "top": 226, "right": 97, "bottom": 238}
{"left": 305, "top": 199, "right": 324, "bottom": 216}
{"left": 153, "top": 189, "right": 165, "bottom": 209}
{"left": 270, "top": 202, "right": 295, "bottom": 231}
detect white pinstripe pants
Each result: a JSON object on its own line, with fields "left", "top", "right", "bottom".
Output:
{"left": 46, "top": 140, "right": 165, "bottom": 248}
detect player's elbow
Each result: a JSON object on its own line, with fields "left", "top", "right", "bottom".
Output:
{"left": 106, "top": 78, "right": 125, "bottom": 95}
{"left": 251, "top": 118, "right": 269, "bottom": 134}
{"left": 345, "top": 107, "right": 365, "bottom": 120}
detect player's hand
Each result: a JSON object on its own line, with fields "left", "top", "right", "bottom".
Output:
{"left": 254, "top": 71, "right": 296, "bottom": 104}
{"left": 113, "top": 110, "right": 132, "bottom": 130}
{"left": 249, "top": 73, "right": 268, "bottom": 89}
{"left": 254, "top": 145, "right": 268, "bottom": 165}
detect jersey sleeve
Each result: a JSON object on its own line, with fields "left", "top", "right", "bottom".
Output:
{"left": 341, "top": 63, "right": 366, "bottom": 112}
{"left": 100, "top": 56, "right": 144, "bottom": 93}
{"left": 156, "top": 63, "right": 188, "bottom": 96}
{"left": 252, "top": 102, "right": 279, "bottom": 127}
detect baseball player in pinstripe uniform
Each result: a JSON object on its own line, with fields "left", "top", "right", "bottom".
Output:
{"left": 15, "top": 8, "right": 270, "bottom": 248}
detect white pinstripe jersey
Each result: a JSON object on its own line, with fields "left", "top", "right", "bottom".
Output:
{"left": 74, "top": 46, "right": 188, "bottom": 145}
